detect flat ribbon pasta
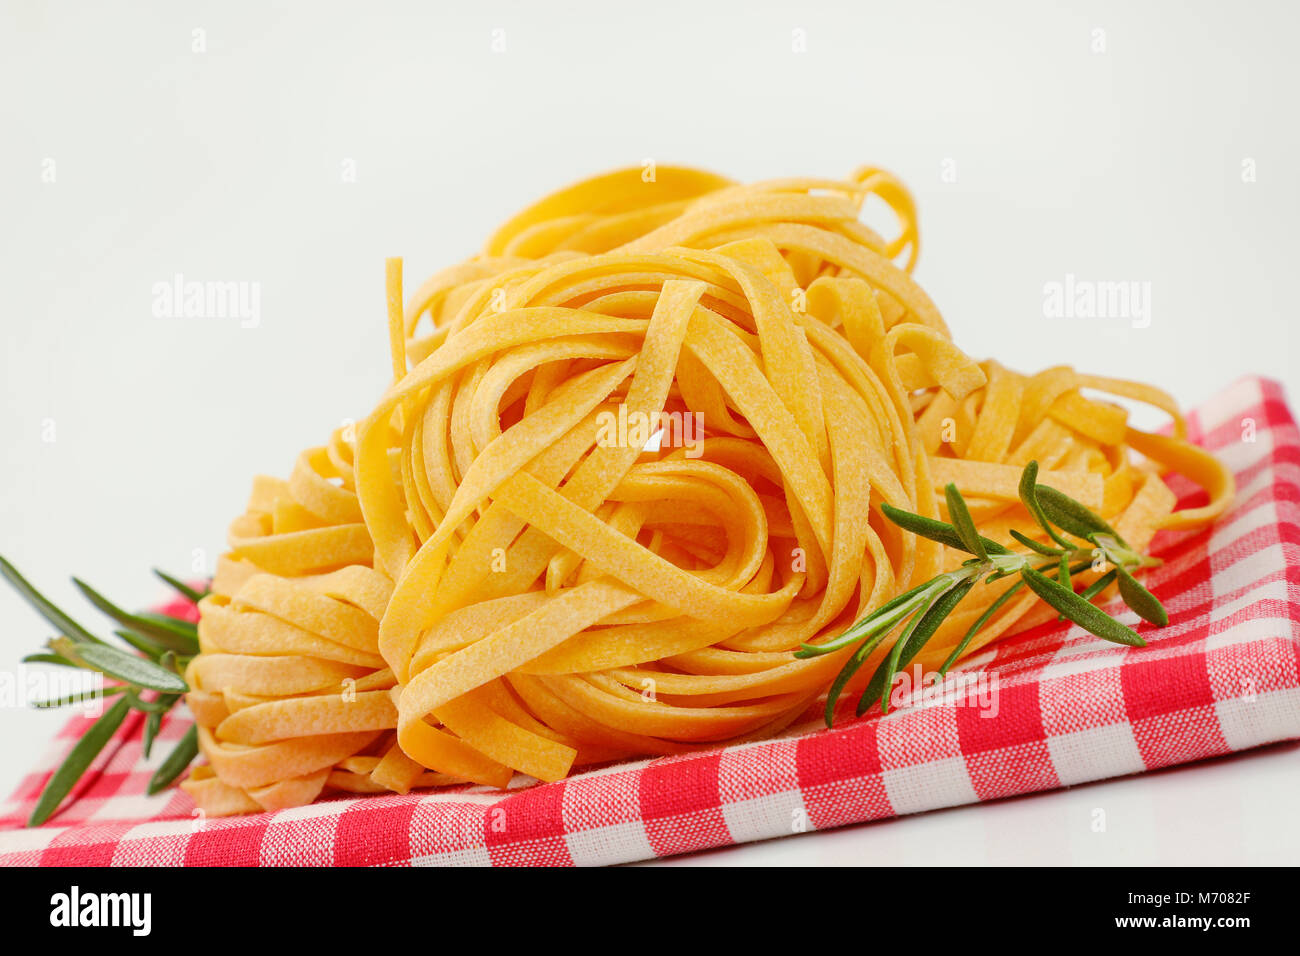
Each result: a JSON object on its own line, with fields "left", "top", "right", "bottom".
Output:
{"left": 184, "top": 165, "right": 1233, "bottom": 813}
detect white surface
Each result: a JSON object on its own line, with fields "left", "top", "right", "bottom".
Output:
{"left": 1, "top": 1, "right": 1297, "bottom": 865}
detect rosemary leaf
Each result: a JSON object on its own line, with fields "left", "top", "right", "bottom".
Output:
{"left": 859, "top": 602, "right": 931, "bottom": 718}
{"left": 28, "top": 695, "right": 131, "bottom": 826}
{"left": 1020, "top": 567, "right": 1145, "bottom": 647}
{"left": 1018, "top": 461, "right": 1073, "bottom": 549}
{"left": 153, "top": 569, "right": 208, "bottom": 604}
{"left": 796, "top": 579, "right": 932, "bottom": 657}
{"left": 1009, "top": 528, "right": 1064, "bottom": 557}
{"left": 147, "top": 724, "right": 199, "bottom": 795}
{"left": 822, "top": 627, "right": 895, "bottom": 727}
{"left": 31, "top": 684, "right": 126, "bottom": 710}
{"left": 126, "top": 689, "right": 176, "bottom": 714}
{"left": 22, "top": 653, "right": 77, "bottom": 668}
{"left": 1116, "top": 565, "right": 1169, "bottom": 626}
{"left": 945, "top": 483, "right": 987, "bottom": 560}
{"left": 136, "top": 611, "right": 198, "bottom": 638}
{"left": 0, "top": 555, "right": 104, "bottom": 645}
{"left": 73, "top": 579, "right": 199, "bottom": 656}
{"left": 938, "top": 579, "right": 1026, "bottom": 677}
{"left": 880, "top": 503, "right": 1011, "bottom": 556}
{"left": 861, "top": 578, "right": 976, "bottom": 715}
{"left": 143, "top": 712, "right": 162, "bottom": 759}
{"left": 1035, "top": 485, "right": 1126, "bottom": 547}
{"left": 72, "top": 643, "right": 189, "bottom": 694}
{"left": 1056, "top": 553, "right": 1072, "bottom": 621}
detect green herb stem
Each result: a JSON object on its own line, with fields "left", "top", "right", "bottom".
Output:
{"left": 817, "top": 461, "right": 1169, "bottom": 726}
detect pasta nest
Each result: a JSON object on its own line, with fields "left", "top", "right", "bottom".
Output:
{"left": 182, "top": 166, "right": 1232, "bottom": 813}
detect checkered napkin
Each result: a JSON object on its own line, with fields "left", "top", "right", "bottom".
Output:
{"left": 2, "top": 376, "right": 1297, "bottom": 866}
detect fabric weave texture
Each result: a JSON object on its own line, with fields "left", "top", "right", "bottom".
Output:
{"left": 2, "top": 376, "right": 1296, "bottom": 867}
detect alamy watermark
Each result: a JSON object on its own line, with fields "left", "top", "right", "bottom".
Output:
{"left": 887, "top": 664, "right": 1000, "bottom": 717}
{"left": 151, "top": 273, "right": 261, "bottom": 328}
{"left": 0, "top": 664, "right": 104, "bottom": 716}
{"left": 595, "top": 407, "right": 705, "bottom": 458}
{"left": 1042, "top": 273, "right": 1151, "bottom": 328}
{"left": 49, "top": 886, "right": 151, "bottom": 936}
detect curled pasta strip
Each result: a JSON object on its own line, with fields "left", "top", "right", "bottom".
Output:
{"left": 187, "top": 165, "right": 1233, "bottom": 811}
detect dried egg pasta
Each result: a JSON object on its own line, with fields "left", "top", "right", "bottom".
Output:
{"left": 183, "top": 166, "right": 1232, "bottom": 812}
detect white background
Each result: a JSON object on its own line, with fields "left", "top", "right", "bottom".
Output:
{"left": 2, "top": 0, "right": 1297, "bottom": 864}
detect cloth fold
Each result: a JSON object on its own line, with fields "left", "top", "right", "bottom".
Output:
{"left": 2, "top": 376, "right": 1297, "bottom": 866}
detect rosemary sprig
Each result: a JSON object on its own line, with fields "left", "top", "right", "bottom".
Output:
{"left": 0, "top": 556, "right": 208, "bottom": 825}
{"left": 797, "top": 461, "right": 1167, "bottom": 726}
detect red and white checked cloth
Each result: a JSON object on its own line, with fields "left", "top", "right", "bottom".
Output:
{"left": 2, "top": 376, "right": 1297, "bottom": 867}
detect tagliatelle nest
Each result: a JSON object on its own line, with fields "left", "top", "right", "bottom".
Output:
{"left": 180, "top": 166, "right": 1232, "bottom": 814}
